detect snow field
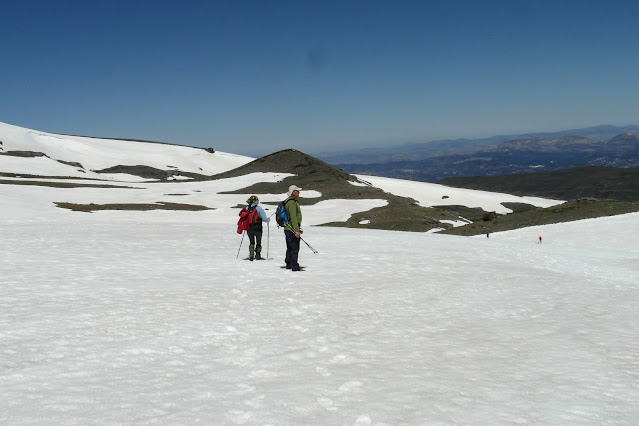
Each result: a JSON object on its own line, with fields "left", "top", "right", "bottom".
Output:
{"left": 357, "top": 174, "right": 564, "bottom": 213}
{"left": 2, "top": 120, "right": 638, "bottom": 423}
{"left": 0, "top": 122, "right": 254, "bottom": 175}
{"left": 1, "top": 215, "right": 638, "bottom": 424}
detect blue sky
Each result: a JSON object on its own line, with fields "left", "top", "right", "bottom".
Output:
{"left": 1, "top": 0, "right": 638, "bottom": 156}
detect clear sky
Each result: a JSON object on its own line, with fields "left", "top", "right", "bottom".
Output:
{"left": 1, "top": 0, "right": 638, "bottom": 156}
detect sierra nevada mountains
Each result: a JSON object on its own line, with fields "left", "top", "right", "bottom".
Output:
{"left": 322, "top": 126, "right": 639, "bottom": 182}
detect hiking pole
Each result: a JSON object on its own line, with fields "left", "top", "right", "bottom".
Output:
{"left": 300, "top": 236, "right": 319, "bottom": 254}
{"left": 266, "top": 221, "right": 270, "bottom": 260}
{"left": 236, "top": 231, "right": 246, "bottom": 259}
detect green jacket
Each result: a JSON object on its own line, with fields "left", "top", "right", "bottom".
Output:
{"left": 284, "top": 197, "right": 302, "bottom": 232}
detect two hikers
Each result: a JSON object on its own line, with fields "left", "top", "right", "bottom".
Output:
{"left": 237, "top": 185, "right": 304, "bottom": 270}
{"left": 237, "top": 185, "right": 310, "bottom": 271}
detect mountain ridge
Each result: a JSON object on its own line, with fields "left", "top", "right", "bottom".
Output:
{"left": 212, "top": 149, "right": 461, "bottom": 232}
{"left": 334, "top": 131, "right": 639, "bottom": 182}
{"left": 316, "top": 124, "right": 639, "bottom": 165}
{"left": 3, "top": 121, "right": 639, "bottom": 234}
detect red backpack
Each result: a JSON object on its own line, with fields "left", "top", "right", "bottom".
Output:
{"left": 237, "top": 207, "right": 259, "bottom": 234}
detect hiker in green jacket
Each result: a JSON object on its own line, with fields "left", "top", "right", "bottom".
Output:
{"left": 283, "top": 185, "right": 303, "bottom": 271}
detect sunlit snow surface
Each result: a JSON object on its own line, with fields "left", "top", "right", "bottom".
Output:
{"left": 357, "top": 174, "right": 564, "bottom": 213}
{"left": 0, "top": 121, "right": 253, "bottom": 176}
{"left": 1, "top": 212, "right": 638, "bottom": 424}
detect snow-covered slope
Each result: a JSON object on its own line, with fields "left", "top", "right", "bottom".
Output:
{"left": 1, "top": 122, "right": 564, "bottom": 226}
{"left": 358, "top": 174, "right": 562, "bottom": 214}
{"left": 0, "top": 121, "right": 253, "bottom": 176}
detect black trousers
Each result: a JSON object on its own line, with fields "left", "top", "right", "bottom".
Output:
{"left": 284, "top": 230, "right": 300, "bottom": 269}
{"left": 247, "top": 229, "right": 262, "bottom": 247}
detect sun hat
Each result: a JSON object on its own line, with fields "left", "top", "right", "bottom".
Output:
{"left": 287, "top": 185, "right": 302, "bottom": 196}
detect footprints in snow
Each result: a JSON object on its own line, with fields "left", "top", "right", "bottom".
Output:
{"left": 316, "top": 380, "right": 365, "bottom": 411}
{"left": 222, "top": 288, "right": 371, "bottom": 421}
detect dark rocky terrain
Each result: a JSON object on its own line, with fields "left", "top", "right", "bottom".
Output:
{"left": 213, "top": 149, "right": 459, "bottom": 232}
{"left": 212, "top": 149, "right": 639, "bottom": 234}
{"left": 439, "top": 166, "right": 639, "bottom": 201}
{"left": 439, "top": 199, "right": 639, "bottom": 236}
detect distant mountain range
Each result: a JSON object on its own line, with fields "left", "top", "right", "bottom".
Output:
{"left": 317, "top": 125, "right": 639, "bottom": 165}
{"left": 325, "top": 127, "right": 639, "bottom": 182}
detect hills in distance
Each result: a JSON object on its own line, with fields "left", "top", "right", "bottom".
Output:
{"left": 321, "top": 125, "right": 639, "bottom": 182}
{"left": 0, "top": 122, "right": 461, "bottom": 232}
{"left": 315, "top": 125, "right": 639, "bottom": 233}
{"left": 2, "top": 121, "right": 639, "bottom": 235}
{"left": 317, "top": 124, "right": 639, "bottom": 164}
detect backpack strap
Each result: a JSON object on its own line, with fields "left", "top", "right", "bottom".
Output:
{"left": 283, "top": 198, "right": 297, "bottom": 208}
{"left": 283, "top": 198, "right": 299, "bottom": 228}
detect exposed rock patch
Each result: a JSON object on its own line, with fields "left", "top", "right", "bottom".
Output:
{"left": 55, "top": 202, "right": 212, "bottom": 213}
{"left": 439, "top": 199, "right": 639, "bottom": 236}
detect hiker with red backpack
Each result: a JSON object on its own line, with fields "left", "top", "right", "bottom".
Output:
{"left": 237, "top": 195, "right": 270, "bottom": 261}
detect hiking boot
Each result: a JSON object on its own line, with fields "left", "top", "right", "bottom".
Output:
{"left": 249, "top": 244, "right": 255, "bottom": 261}
{"left": 255, "top": 245, "right": 262, "bottom": 260}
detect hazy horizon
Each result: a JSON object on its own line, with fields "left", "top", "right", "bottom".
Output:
{"left": 2, "top": 0, "right": 639, "bottom": 157}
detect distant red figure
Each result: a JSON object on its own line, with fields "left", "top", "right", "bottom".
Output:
{"left": 539, "top": 236, "right": 542, "bottom": 244}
